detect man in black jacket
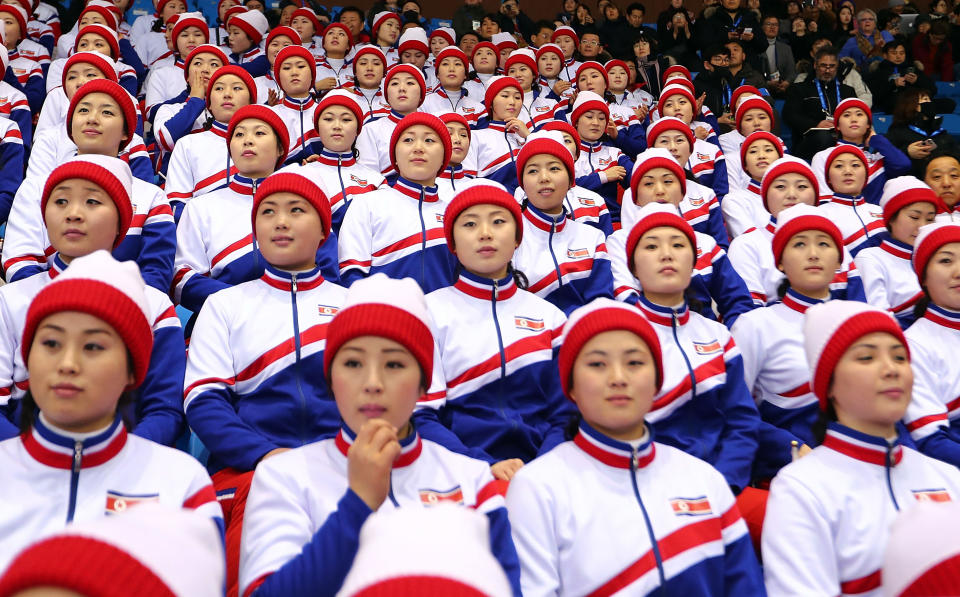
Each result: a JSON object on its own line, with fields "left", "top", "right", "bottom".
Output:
{"left": 696, "top": 0, "right": 764, "bottom": 55}
{"left": 694, "top": 45, "right": 736, "bottom": 118}
{"left": 867, "top": 40, "right": 936, "bottom": 113}
{"left": 783, "top": 46, "right": 857, "bottom": 159}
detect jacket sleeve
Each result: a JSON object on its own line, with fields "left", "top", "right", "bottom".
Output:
{"left": 471, "top": 471, "right": 522, "bottom": 597}
{"left": 22, "top": 70, "right": 44, "bottom": 114}
{"left": 705, "top": 247, "right": 755, "bottom": 327}
{"left": 137, "top": 188, "right": 177, "bottom": 293}
{"left": 0, "top": 293, "right": 21, "bottom": 440}
{"left": 118, "top": 38, "right": 145, "bottom": 87}
{"left": 131, "top": 305, "right": 185, "bottom": 446}
{"left": 125, "top": 137, "right": 157, "bottom": 183}
{"left": 537, "top": 317, "right": 574, "bottom": 457}
{"left": 712, "top": 484, "right": 766, "bottom": 596}
{"left": 726, "top": 237, "right": 768, "bottom": 305}
{"left": 2, "top": 179, "right": 47, "bottom": 282}
{"left": 184, "top": 296, "right": 281, "bottom": 471}
{"left": 336, "top": 196, "right": 374, "bottom": 286}
{"left": 611, "top": 122, "right": 646, "bottom": 157}
{"left": 583, "top": 248, "right": 614, "bottom": 305}
{"left": 235, "top": 55, "right": 269, "bottom": 78}
{"left": 704, "top": 203, "right": 730, "bottom": 250}
{"left": 10, "top": 100, "right": 31, "bottom": 149}
{"left": 852, "top": 251, "right": 889, "bottom": 309}
{"left": 24, "top": 126, "right": 56, "bottom": 180}
{"left": 243, "top": 482, "right": 373, "bottom": 597}
{"left": 714, "top": 335, "right": 761, "bottom": 492}
{"left": 762, "top": 471, "right": 840, "bottom": 597}
{"left": 173, "top": 202, "right": 232, "bottom": 311}
{"left": 154, "top": 98, "right": 206, "bottom": 153}
{"left": 868, "top": 134, "right": 911, "bottom": 179}
{"left": 504, "top": 468, "right": 562, "bottom": 597}
{"left": 904, "top": 336, "right": 960, "bottom": 467}
{"left": 165, "top": 140, "right": 197, "bottom": 207}
{"left": 0, "top": 124, "right": 25, "bottom": 224}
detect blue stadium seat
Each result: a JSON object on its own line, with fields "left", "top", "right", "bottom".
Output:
{"left": 941, "top": 113, "right": 960, "bottom": 139}
{"left": 936, "top": 81, "right": 960, "bottom": 103}
{"left": 873, "top": 113, "right": 892, "bottom": 135}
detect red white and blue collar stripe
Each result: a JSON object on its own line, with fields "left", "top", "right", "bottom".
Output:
{"left": 523, "top": 202, "right": 567, "bottom": 233}
{"left": 281, "top": 95, "right": 316, "bottom": 110}
{"left": 260, "top": 263, "right": 325, "bottom": 292}
{"left": 439, "top": 163, "right": 466, "bottom": 180}
{"left": 880, "top": 235, "right": 913, "bottom": 261}
{"left": 47, "top": 253, "right": 69, "bottom": 280}
{"left": 23, "top": 415, "right": 127, "bottom": 470}
{"left": 746, "top": 179, "right": 761, "bottom": 196}
{"left": 781, "top": 288, "right": 824, "bottom": 314}
{"left": 335, "top": 425, "right": 421, "bottom": 468}
{"left": 764, "top": 215, "right": 777, "bottom": 235}
{"left": 453, "top": 270, "right": 518, "bottom": 301}
{"left": 386, "top": 109, "right": 405, "bottom": 124}
{"left": 829, "top": 193, "right": 866, "bottom": 207}
{"left": 228, "top": 173, "right": 265, "bottom": 195}
{"left": 485, "top": 120, "right": 509, "bottom": 133}
{"left": 822, "top": 422, "right": 903, "bottom": 467}
{"left": 316, "top": 149, "right": 357, "bottom": 167}
{"left": 392, "top": 177, "right": 439, "bottom": 202}
{"left": 574, "top": 421, "right": 656, "bottom": 469}
{"left": 925, "top": 303, "right": 960, "bottom": 331}
{"left": 636, "top": 294, "right": 689, "bottom": 327}
{"left": 579, "top": 139, "right": 604, "bottom": 154}
{"left": 210, "top": 119, "right": 230, "bottom": 138}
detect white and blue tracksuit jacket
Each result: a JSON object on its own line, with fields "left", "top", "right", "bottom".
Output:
{"left": 721, "top": 179, "right": 766, "bottom": 239}
{"left": 295, "top": 150, "right": 386, "bottom": 235}
{"left": 817, "top": 193, "right": 885, "bottom": 257}
{"left": 184, "top": 264, "right": 348, "bottom": 473}
{"left": 574, "top": 139, "right": 633, "bottom": 223}
{"left": 0, "top": 255, "right": 185, "bottom": 445}
{"left": 272, "top": 95, "right": 318, "bottom": 164}
{"left": 173, "top": 174, "right": 340, "bottom": 314}
{"left": 0, "top": 116, "right": 24, "bottom": 223}
{"left": 472, "top": 120, "right": 525, "bottom": 193}
{"left": 2, "top": 173, "right": 176, "bottom": 292}
{"left": 240, "top": 426, "right": 521, "bottom": 597}
{"left": 730, "top": 288, "right": 825, "bottom": 480}
{"left": 507, "top": 421, "right": 765, "bottom": 597}
{"left": 164, "top": 120, "right": 235, "bottom": 218}
{"left": 634, "top": 295, "right": 761, "bottom": 491}
{"left": 763, "top": 423, "right": 960, "bottom": 597}
{"left": 514, "top": 184, "right": 613, "bottom": 236}
{"left": 854, "top": 234, "right": 924, "bottom": 328}
{"left": 337, "top": 177, "right": 457, "bottom": 293}
{"left": 354, "top": 109, "right": 405, "bottom": 181}
{"left": 425, "top": 271, "right": 573, "bottom": 464}
{"left": 811, "top": 136, "right": 912, "bottom": 205}
{"left": 421, "top": 87, "right": 485, "bottom": 127}
{"left": 512, "top": 203, "right": 612, "bottom": 316}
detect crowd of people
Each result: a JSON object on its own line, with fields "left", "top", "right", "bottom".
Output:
{"left": 1, "top": 0, "right": 960, "bottom": 595}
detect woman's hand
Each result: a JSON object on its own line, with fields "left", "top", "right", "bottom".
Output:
{"left": 605, "top": 120, "right": 620, "bottom": 139}
{"left": 908, "top": 139, "right": 935, "bottom": 159}
{"left": 491, "top": 458, "right": 524, "bottom": 481}
{"left": 603, "top": 165, "right": 627, "bottom": 181}
{"left": 506, "top": 118, "right": 530, "bottom": 138}
{"left": 553, "top": 79, "right": 572, "bottom": 96}
{"left": 347, "top": 419, "right": 401, "bottom": 510}
{"left": 634, "top": 103, "right": 649, "bottom": 122}
{"left": 188, "top": 68, "right": 206, "bottom": 99}
{"left": 315, "top": 77, "right": 338, "bottom": 92}
{"left": 267, "top": 89, "right": 281, "bottom": 106}
{"left": 694, "top": 125, "right": 710, "bottom": 140}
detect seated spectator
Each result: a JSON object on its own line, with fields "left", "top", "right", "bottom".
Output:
{"left": 694, "top": 45, "right": 735, "bottom": 121}
{"left": 658, "top": 7, "right": 699, "bottom": 69}
{"left": 868, "top": 40, "right": 936, "bottom": 114}
{"left": 912, "top": 19, "right": 954, "bottom": 82}
{"left": 886, "top": 88, "right": 958, "bottom": 169}
{"left": 760, "top": 14, "right": 796, "bottom": 98}
{"left": 839, "top": 9, "right": 892, "bottom": 69}
{"left": 785, "top": 45, "right": 857, "bottom": 160}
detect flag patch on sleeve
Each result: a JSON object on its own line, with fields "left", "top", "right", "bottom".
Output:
{"left": 670, "top": 496, "right": 713, "bottom": 516}
{"left": 105, "top": 491, "right": 159, "bottom": 514}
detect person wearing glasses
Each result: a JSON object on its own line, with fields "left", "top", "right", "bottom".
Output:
{"left": 839, "top": 9, "right": 893, "bottom": 70}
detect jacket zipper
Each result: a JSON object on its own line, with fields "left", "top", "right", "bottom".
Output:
{"left": 490, "top": 280, "right": 511, "bottom": 425}
{"left": 547, "top": 219, "right": 563, "bottom": 288}
{"left": 850, "top": 200, "right": 870, "bottom": 245}
{"left": 885, "top": 442, "right": 900, "bottom": 512}
{"left": 630, "top": 450, "right": 668, "bottom": 595}
{"left": 66, "top": 440, "right": 82, "bottom": 523}
{"left": 671, "top": 311, "right": 697, "bottom": 402}
{"left": 290, "top": 275, "right": 309, "bottom": 444}
{"left": 336, "top": 156, "right": 349, "bottom": 214}
{"left": 418, "top": 188, "right": 427, "bottom": 286}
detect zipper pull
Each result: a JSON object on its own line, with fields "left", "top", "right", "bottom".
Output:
{"left": 251, "top": 179, "right": 258, "bottom": 196}
{"left": 291, "top": 275, "right": 298, "bottom": 293}
{"left": 493, "top": 279, "right": 499, "bottom": 300}
{"left": 73, "top": 441, "right": 82, "bottom": 473}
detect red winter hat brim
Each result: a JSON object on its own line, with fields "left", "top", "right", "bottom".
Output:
{"left": 646, "top": 118, "right": 694, "bottom": 151}
{"left": 205, "top": 64, "right": 257, "bottom": 107}
{"left": 625, "top": 210, "right": 697, "bottom": 274}
{"left": 629, "top": 156, "right": 686, "bottom": 200}
{"left": 443, "top": 185, "right": 523, "bottom": 252}
{"left": 324, "top": 22, "right": 354, "bottom": 48}
{"left": 389, "top": 112, "right": 452, "bottom": 176}
{"left": 516, "top": 136, "right": 575, "bottom": 187}
{"left": 66, "top": 78, "right": 137, "bottom": 153}
{"left": 172, "top": 16, "right": 210, "bottom": 46}
{"left": 824, "top": 145, "right": 868, "bottom": 188}
{"left": 739, "top": 131, "right": 784, "bottom": 171}
{"left": 771, "top": 213, "right": 844, "bottom": 267}
{"left": 315, "top": 93, "right": 365, "bottom": 135}
{"left": 273, "top": 45, "right": 317, "bottom": 89}
{"left": 61, "top": 51, "right": 119, "bottom": 89}
{"left": 253, "top": 171, "right": 332, "bottom": 248}
{"left": 484, "top": 76, "right": 523, "bottom": 111}
{"left": 74, "top": 25, "right": 120, "bottom": 60}
{"left": 227, "top": 104, "right": 290, "bottom": 168}
{"left": 324, "top": 304, "right": 433, "bottom": 381}
{"left": 183, "top": 44, "right": 229, "bottom": 81}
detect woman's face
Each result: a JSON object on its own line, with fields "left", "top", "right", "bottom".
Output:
{"left": 777, "top": 230, "right": 840, "bottom": 297}
{"left": 229, "top": 118, "right": 280, "bottom": 178}
{"left": 76, "top": 32, "right": 114, "bottom": 59}
{"left": 829, "top": 332, "right": 912, "bottom": 437}
{"left": 451, "top": 203, "right": 518, "bottom": 279}
{"left": 445, "top": 122, "right": 469, "bottom": 165}
{"left": 538, "top": 52, "right": 562, "bottom": 77}
{"left": 255, "top": 191, "right": 324, "bottom": 271}
{"left": 430, "top": 35, "right": 450, "bottom": 56}
{"left": 507, "top": 63, "right": 534, "bottom": 91}
{"left": 555, "top": 34, "right": 576, "bottom": 58}
{"left": 491, "top": 87, "right": 522, "bottom": 121}
{"left": 924, "top": 242, "right": 960, "bottom": 310}
{"left": 395, "top": 124, "right": 445, "bottom": 184}
{"left": 827, "top": 154, "right": 867, "bottom": 195}
{"left": 522, "top": 153, "right": 570, "bottom": 214}
{"left": 279, "top": 3, "right": 295, "bottom": 26}
{"left": 176, "top": 26, "right": 207, "bottom": 57}
{"left": 634, "top": 39, "right": 650, "bottom": 58}
{"left": 208, "top": 73, "right": 251, "bottom": 123}
{"left": 44, "top": 178, "right": 121, "bottom": 259}
{"left": 570, "top": 330, "right": 657, "bottom": 442}
{"left": 661, "top": 94, "right": 694, "bottom": 123}
{"left": 889, "top": 202, "right": 936, "bottom": 246}
{"left": 266, "top": 33, "right": 294, "bottom": 65}
{"left": 324, "top": 26, "right": 349, "bottom": 56}
{"left": 743, "top": 140, "right": 780, "bottom": 180}
{"left": 839, "top": 6, "right": 852, "bottom": 24}
{"left": 63, "top": 63, "right": 107, "bottom": 100}
{"left": 653, "top": 131, "right": 692, "bottom": 166}
{"left": 28, "top": 311, "right": 134, "bottom": 433}
{"left": 633, "top": 167, "right": 683, "bottom": 206}
{"left": 837, "top": 107, "right": 869, "bottom": 141}
{"left": 188, "top": 53, "right": 223, "bottom": 89}
{"left": 386, "top": 71, "right": 422, "bottom": 114}
{"left": 473, "top": 46, "right": 497, "bottom": 74}
{"left": 71, "top": 91, "right": 128, "bottom": 156}
{"left": 437, "top": 57, "right": 466, "bottom": 89}
{"left": 739, "top": 108, "right": 771, "bottom": 134}
{"left": 290, "top": 15, "right": 316, "bottom": 42}
{"left": 354, "top": 54, "right": 384, "bottom": 89}
{"left": 765, "top": 173, "right": 816, "bottom": 216}
{"left": 575, "top": 108, "right": 607, "bottom": 142}
{"left": 577, "top": 68, "right": 606, "bottom": 94}
{"left": 631, "top": 226, "right": 694, "bottom": 298}
{"left": 316, "top": 105, "right": 358, "bottom": 153}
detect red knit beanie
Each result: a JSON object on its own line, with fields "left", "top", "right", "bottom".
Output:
{"left": 80, "top": 4, "right": 118, "bottom": 30}
{"left": 880, "top": 176, "right": 945, "bottom": 226}
{"left": 484, "top": 75, "right": 523, "bottom": 111}
{"left": 570, "top": 90, "right": 609, "bottom": 126}
{"left": 516, "top": 130, "right": 575, "bottom": 186}
{"left": 439, "top": 112, "right": 471, "bottom": 141}
{"left": 771, "top": 203, "right": 844, "bottom": 268}
{"left": 61, "top": 51, "right": 119, "bottom": 89}
{"left": 205, "top": 64, "right": 257, "bottom": 107}
{"left": 389, "top": 112, "right": 452, "bottom": 176}
{"left": 266, "top": 26, "right": 301, "bottom": 49}
{"left": 252, "top": 170, "right": 332, "bottom": 248}
{"left": 551, "top": 25, "right": 579, "bottom": 46}
{"left": 535, "top": 43, "right": 564, "bottom": 63}
{"left": 324, "top": 273, "right": 434, "bottom": 381}
{"left": 315, "top": 89, "right": 365, "bottom": 134}
{"left": 661, "top": 64, "right": 691, "bottom": 82}
{"left": 470, "top": 41, "right": 497, "bottom": 64}
{"left": 171, "top": 12, "right": 209, "bottom": 46}
{"left": 735, "top": 97, "right": 774, "bottom": 132}
{"left": 625, "top": 202, "right": 696, "bottom": 273}
{"left": 352, "top": 45, "right": 386, "bottom": 76}
{"left": 540, "top": 120, "right": 580, "bottom": 147}
{"left": 803, "top": 300, "right": 908, "bottom": 409}
{"left": 443, "top": 184, "right": 523, "bottom": 252}
{"left": 824, "top": 144, "right": 868, "bottom": 189}
{"left": 657, "top": 84, "right": 697, "bottom": 116}
{"left": 430, "top": 27, "right": 456, "bottom": 47}
{"left": 739, "top": 130, "right": 784, "bottom": 172}
{"left": 227, "top": 104, "right": 290, "bottom": 168}
{"left": 66, "top": 79, "right": 138, "bottom": 152}
{"left": 371, "top": 10, "right": 401, "bottom": 39}
{"left": 435, "top": 45, "right": 468, "bottom": 72}
{"left": 760, "top": 156, "right": 820, "bottom": 210}
{"left": 575, "top": 60, "right": 608, "bottom": 88}
{"left": 383, "top": 63, "right": 427, "bottom": 105}
{"left": 74, "top": 24, "right": 120, "bottom": 60}
{"left": 222, "top": 4, "right": 247, "bottom": 26}
{"left": 730, "top": 84, "right": 762, "bottom": 110}
{"left": 504, "top": 49, "right": 537, "bottom": 77}
{"left": 605, "top": 59, "right": 630, "bottom": 77}
{"left": 183, "top": 44, "right": 229, "bottom": 82}
{"left": 273, "top": 44, "right": 317, "bottom": 89}
{"left": 834, "top": 97, "right": 872, "bottom": 124}
{"left": 230, "top": 9, "right": 269, "bottom": 45}
{"left": 0, "top": 5, "right": 26, "bottom": 36}
{"left": 645, "top": 116, "right": 694, "bottom": 151}
{"left": 21, "top": 251, "right": 152, "bottom": 389}
{"left": 558, "top": 298, "right": 663, "bottom": 398}
{"left": 323, "top": 21, "right": 354, "bottom": 48}
{"left": 290, "top": 7, "right": 320, "bottom": 35}
{"left": 629, "top": 147, "right": 686, "bottom": 201}
{"left": 913, "top": 222, "right": 960, "bottom": 283}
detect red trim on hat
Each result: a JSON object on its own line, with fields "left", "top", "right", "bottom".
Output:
{"left": 625, "top": 210, "right": 697, "bottom": 273}
{"left": 536, "top": 43, "right": 564, "bottom": 62}
{"left": 730, "top": 84, "right": 762, "bottom": 111}
{"left": 228, "top": 104, "right": 290, "bottom": 168}
{"left": 443, "top": 185, "right": 523, "bottom": 251}
{"left": 517, "top": 135, "right": 575, "bottom": 187}
{"left": 172, "top": 15, "right": 210, "bottom": 46}
{"left": 504, "top": 52, "right": 537, "bottom": 77}
{"left": 882, "top": 187, "right": 943, "bottom": 225}
{"left": 834, "top": 97, "right": 872, "bottom": 125}
{"left": 550, "top": 26, "right": 579, "bottom": 46}
{"left": 470, "top": 41, "right": 498, "bottom": 64}
{"left": 629, "top": 156, "right": 686, "bottom": 201}
{"left": 43, "top": 156, "right": 133, "bottom": 247}
{"left": 540, "top": 120, "right": 580, "bottom": 147}
{"left": 484, "top": 76, "right": 523, "bottom": 111}
{"left": 61, "top": 51, "right": 119, "bottom": 88}
{"left": 184, "top": 44, "right": 229, "bottom": 81}
{"left": 657, "top": 86, "right": 696, "bottom": 116}
{"left": 206, "top": 64, "right": 257, "bottom": 107}
{"left": 75, "top": 25, "right": 120, "bottom": 60}
{"left": 761, "top": 161, "right": 819, "bottom": 209}
{"left": 384, "top": 63, "right": 426, "bottom": 103}
{"left": 253, "top": 171, "right": 331, "bottom": 245}
{"left": 352, "top": 576, "right": 488, "bottom": 596}
{"left": 323, "top": 22, "right": 353, "bottom": 48}
{"left": 646, "top": 118, "right": 694, "bottom": 151}
{"left": 913, "top": 224, "right": 960, "bottom": 281}
{"left": 739, "top": 131, "right": 783, "bottom": 171}
{"left": 735, "top": 97, "right": 773, "bottom": 132}
{"left": 771, "top": 213, "right": 843, "bottom": 267}
{"left": 315, "top": 92, "right": 365, "bottom": 134}
{"left": 662, "top": 65, "right": 691, "bottom": 82}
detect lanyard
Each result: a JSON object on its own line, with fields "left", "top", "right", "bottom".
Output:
{"left": 909, "top": 124, "right": 946, "bottom": 138}
{"left": 815, "top": 79, "right": 840, "bottom": 116}
{"left": 731, "top": 14, "right": 742, "bottom": 30}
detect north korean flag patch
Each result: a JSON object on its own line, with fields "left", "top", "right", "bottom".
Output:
{"left": 692, "top": 340, "right": 722, "bottom": 355}
{"left": 318, "top": 305, "right": 339, "bottom": 316}
{"left": 105, "top": 491, "right": 159, "bottom": 514}
{"left": 419, "top": 486, "right": 464, "bottom": 506}
{"left": 436, "top": 213, "right": 444, "bottom": 223}
{"left": 567, "top": 248, "right": 589, "bottom": 258}
{"left": 670, "top": 496, "right": 713, "bottom": 516}
{"left": 349, "top": 174, "right": 367, "bottom": 186}
{"left": 515, "top": 316, "right": 545, "bottom": 331}
{"left": 913, "top": 488, "right": 952, "bottom": 503}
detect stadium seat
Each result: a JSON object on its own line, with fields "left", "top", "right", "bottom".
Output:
{"left": 873, "top": 113, "right": 892, "bottom": 135}
{"left": 941, "top": 113, "right": 960, "bottom": 139}
{"left": 936, "top": 80, "right": 960, "bottom": 104}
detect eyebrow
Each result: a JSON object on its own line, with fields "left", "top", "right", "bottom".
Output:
{"left": 39, "top": 324, "right": 111, "bottom": 335}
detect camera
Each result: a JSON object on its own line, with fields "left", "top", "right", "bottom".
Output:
{"left": 905, "top": 67, "right": 916, "bottom": 75}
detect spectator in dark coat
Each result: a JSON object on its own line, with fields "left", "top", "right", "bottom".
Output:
{"left": 759, "top": 14, "right": 796, "bottom": 97}
{"left": 659, "top": 7, "right": 701, "bottom": 69}
{"left": 867, "top": 40, "right": 936, "bottom": 113}
{"left": 452, "top": 0, "right": 485, "bottom": 37}
{"left": 697, "top": 0, "right": 764, "bottom": 56}
{"left": 783, "top": 46, "right": 857, "bottom": 159}
{"left": 912, "top": 20, "right": 954, "bottom": 81}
